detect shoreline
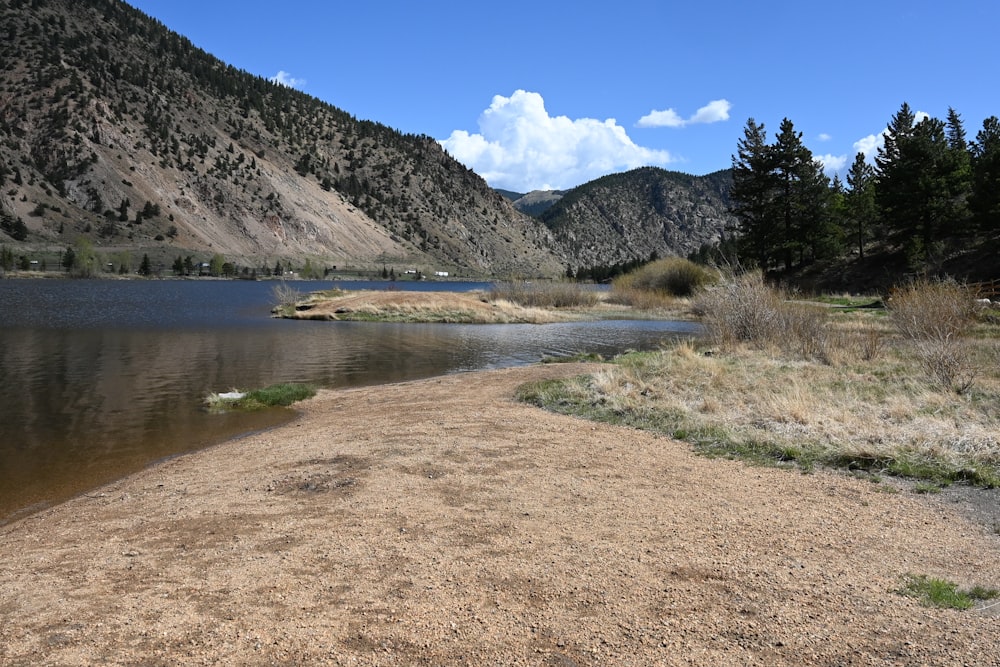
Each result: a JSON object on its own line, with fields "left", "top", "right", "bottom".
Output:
{"left": 3, "top": 363, "right": 999, "bottom": 665}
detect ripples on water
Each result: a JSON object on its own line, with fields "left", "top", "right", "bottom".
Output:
{"left": 0, "top": 279, "right": 698, "bottom": 523}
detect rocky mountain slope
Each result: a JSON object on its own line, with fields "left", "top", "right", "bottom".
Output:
{"left": 0, "top": 0, "right": 562, "bottom": 276}
{"left": 498, "top": 189, "right": 567, "bottom": 218}
{"left": 538, "top": 167, "right": 734, "bottom": 271}
{"left": 0, "top": 0, "right": 736, "bottom": 278}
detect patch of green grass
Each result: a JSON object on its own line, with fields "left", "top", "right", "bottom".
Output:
{"left": 207, "top": 383, "right": 316, "bottom": 411}
{"left": 244, "top": 383, "right": 317, "bottom": 407}
{"left": 897, "top": 574, "right": 999, "bottom": 610}
{"left": 913, "top": 482, "right": 943, "bottom": 494}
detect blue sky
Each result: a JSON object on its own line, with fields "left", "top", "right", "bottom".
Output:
{"left": 127, "top": 0, "right": 999, "bottom": 193}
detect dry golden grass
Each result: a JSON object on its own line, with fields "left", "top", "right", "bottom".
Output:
{"left": 520, "top": 274, "right": 1000, "bottom": 485}
{"left": 534, "top": 335, "right": 1000, "bottom": 482}
{"left": 276, "top": 289, "right": 590, "bottom": 324}
{"left": 489, "top": 280, "right": 600, "bottom": 309}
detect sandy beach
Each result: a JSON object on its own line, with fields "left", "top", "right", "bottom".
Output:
{"left": 2, "top": 362, "right": 999, "bottom": 665}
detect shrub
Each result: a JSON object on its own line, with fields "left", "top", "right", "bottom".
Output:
{"left": 693, "top": 271, "right": 785, "bottom": 347}
{"left": 613, "top": 257, "right": 718, "bottom": 298}
{"left": 889, "top": 278, "right": 976, "bottom": 342}
{"left": 272, "top": 281, "right": 302, "bottom": 316}
{"left": 489, "top": 280, "right": 599, "bottom": 308}
{"left": 889, "top": 278, "right": 978, "bottom": 392}
{"left": 693, "top": 271, "right": 830, "bottom": 361}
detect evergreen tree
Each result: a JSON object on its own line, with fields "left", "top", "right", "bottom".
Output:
{"left": 172, "top": 255, "right": 184, "bottom": 276}
{"left": 875, "top": 103, "right": 917, "bottom": 245}
{"left": 875, "top": 104, "right": 957, "bottom": 267}
{"left": 771, "top": 118, "right": 835, "bottom": 267}
{"left": 730, "top": 118, "right": 777, "bottom": 269}
{"left": 845, "top": 152, "right": 877, "bottom": 259}
{"left": 139, "top": 253, "right": 152, "bottom": 276}
{"left": 730, "top": 118, "right": 836, "bottom": 270}
{"left": 0, "top": 245, "right": 14, "bottom": 271}
{"left": 970, "top": 116, "right": 1000, "bottom": 235}
{"left": 943, "top": 107, "right": 973, "bottom": 237}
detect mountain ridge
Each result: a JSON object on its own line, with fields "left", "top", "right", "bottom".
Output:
{"left": 0, "top": 0, "right": 735, "bottom": 277}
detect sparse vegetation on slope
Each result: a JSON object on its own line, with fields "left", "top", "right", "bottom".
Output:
{"left": 0, "top": 0, "right": 562, "bottom": 276}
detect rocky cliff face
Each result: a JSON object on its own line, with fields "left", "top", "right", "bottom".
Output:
{"left": 539, "top": 167, "right": 735, "bottom": 270}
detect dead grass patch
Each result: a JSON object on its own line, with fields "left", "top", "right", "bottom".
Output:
{"left": 518, "top": 333, "right": 1000, "bottom": 486}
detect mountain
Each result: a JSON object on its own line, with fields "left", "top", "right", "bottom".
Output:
{"left": 0, "top": 0, "right": 736, "bottom": 279}
{"left": 538, "top": 167, "right": 734, "bottom": 271}
{"left": 0, "top": 0, "right": 563, "bottom": 276}
{"left": 498, "top": 189, "right": 566, "bottom": 218}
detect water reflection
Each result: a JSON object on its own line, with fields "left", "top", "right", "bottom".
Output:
{"left": 0, "top": 280, "right": 698, "bottom": 523}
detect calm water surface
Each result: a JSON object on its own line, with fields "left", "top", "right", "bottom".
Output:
{"left": 0, "top": 279, "right": 698, "bottom": 523}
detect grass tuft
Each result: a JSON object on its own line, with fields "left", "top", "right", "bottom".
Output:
{"left": 207, "top": 383, "right": 316, "bottom": 411}
{"left": 897, "top": 574, "right": 999, "bottom": 610}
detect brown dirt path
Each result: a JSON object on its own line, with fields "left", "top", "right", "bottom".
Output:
{"left": 2, "top": 363, "right": 999, "bottom": 665}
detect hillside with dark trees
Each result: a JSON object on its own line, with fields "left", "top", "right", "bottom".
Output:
{"left": 716, "top": 104, "right": 999, "bottom": 292}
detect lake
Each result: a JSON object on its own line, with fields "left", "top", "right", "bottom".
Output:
{"left": 0, "top": 279, "right": 699, "bottom": 524}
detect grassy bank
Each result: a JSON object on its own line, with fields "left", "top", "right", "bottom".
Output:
{"left": 519, "top": 275, "right": 1000, "bottom": 488}
{"left": 275, "top": 283, "right": 692, "bottom": 324}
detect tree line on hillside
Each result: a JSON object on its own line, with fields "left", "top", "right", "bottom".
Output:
{"left": 705, "top": 103, "right": 999, "bottom": 275}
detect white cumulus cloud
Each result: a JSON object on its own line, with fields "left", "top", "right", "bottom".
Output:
{"left": 854, "top": 133, "right": 884, "bottom": 160}
{"left": 637, "top": 99, "right": 732, "bottom": 128}
{"left": 854, "top": 110, "right": 931, "bottom": 162}
{"left": 439, "top": 90, "right": 674, "bottom": 191}
{"left": 270, "top": 70, "right": 306, "bottom": 89}
{"left": 816, "top": 153, "right": 848, "bottom": 173}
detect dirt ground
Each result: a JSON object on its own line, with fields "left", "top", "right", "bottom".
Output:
{"left": 2, "top": 363, "right": 999, "bottom": 666}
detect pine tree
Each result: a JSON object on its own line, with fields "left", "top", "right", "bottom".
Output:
{"left": 730, "top": 118, "right": 777, "bottom": 269}
{"left": 770, "top": 118, "right": 834, "bottom": 268}
{"left": 875, "top": 103, "right": 950, "bottom": 266}
{"left": 943, "top": 108, "right": 973, "bottom": 237}
{"left": 845, "top": 152, "right": 877, "bottom": 259}
{"left": 970, "top": 116, "right": 1000, "bottom": 235}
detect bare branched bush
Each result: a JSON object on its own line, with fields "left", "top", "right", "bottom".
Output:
{"left": 694, "top": 272, "right": 832, "bottom": 361}
{"left": 694, "top": 272, "right": 785, "bottom": 347}
{"left": 859, "top": 321, "right": 886, "bottom": 362}
{"left": 889, "top": 279, "right": 976, "bottom": 342}
{"left": 889, "top": 279, "right": 978, "bottom": 392}
{"left": 271, "top": 281, "right": 302, "bottom": 315}
{"left": 489, "top": 280, "right": 599, "bottom": 309}
{"left": 914, "top": 339, "right": 979, "bottom": 393}
{"left": 780, "top": 303, "right": 830, "bottom": 361}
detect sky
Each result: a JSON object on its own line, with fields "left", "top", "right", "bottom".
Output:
{"left": 126, "top": 0, "right": 999, "bottom": 193}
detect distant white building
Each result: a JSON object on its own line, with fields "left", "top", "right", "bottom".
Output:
{"left": 434, "top": 271, "right": 449, "bottom": 277}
